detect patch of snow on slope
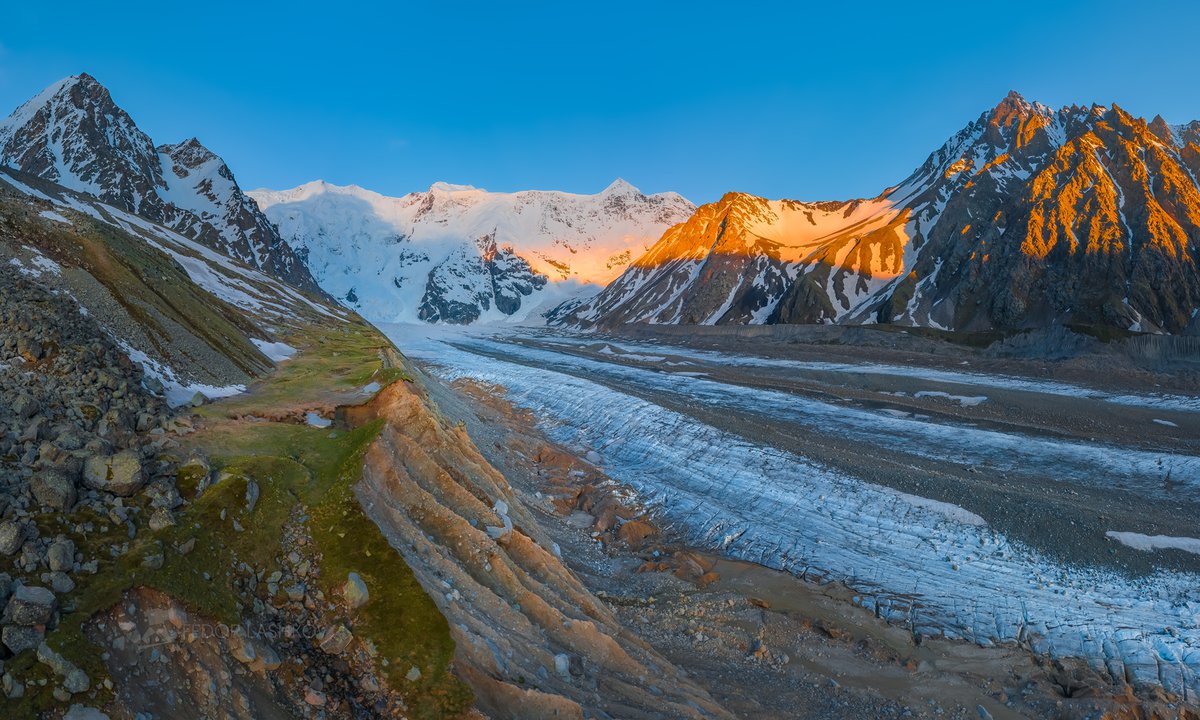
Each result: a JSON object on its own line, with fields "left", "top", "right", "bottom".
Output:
{"left": 0, "top": 172, "right": 55, "bottom": 201}
{"left": 251, "top": 338, "right": 297, "bottom": 362}
{"left": 39, "top": 209, "right": 71, "bottom": 224}
{"left": 118, "top": 340, "right": 245, "bottom": 407}
{"left": 9, "top": 248, "right": 63, "bottom": 278}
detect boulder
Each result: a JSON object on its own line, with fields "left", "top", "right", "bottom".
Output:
{"left": 617, "top": 519, "right": 656, "bottom": 550}
{"left": 245, "top": 480, "right": 260, "bottom": 514}
{"left": 37, "top": 642, "right": 90, "bottom": 693}
{"left": 63, "top": 669, "right": 91, "bottom": 694}
{"left": 2, "top": 670, "right": 25, "bottom": 698}
{"left": 35, "top": 643, "right": 76, "bottom": 676}
{"left": 554, "top": 653, "right": 571, "bottom": 679}
{"left": 317, "top": 625, "right": 353, "bottom": 655}
{"left": 230, "top": 637, "right": 257, "bottom": 664}
{"left": 18, "top": 417, "right": 45, "bottom": 443}
{"left": 177, "top": 454, "right": 211, "bottom": 497}
{"left": 2, "top": 624, "right": 43, "bottom": 654}
{"left": 342, "top": 572, "right": 369, "bottom": 609}
{"left": 12, "top": 395, "right": 39, "bottom": 420}
{"left": 17, "top": 336, "right": 44, "bottom": 362}
{"left": 145, "top": 480, "right": 183, "bottom": 510}
{"left": 48, "top": 572, "right": 75, "bottom": 594}
{"left": 148, "top": 508, "right": 175, "bottom": 531}
{"left": 566, "top": 511, "right": 595, "bottom": 529}
{"left": 4, "top": 585, "right": 57, "bottom": 625}
{"left": 63, "top": 706, "right": 110, "bottom": 720}
{"left": 82, "top": 451, "right": 144, "bottom": 496}
{"left": 0, "top": 522, "right": 26, "bottom": 556}
{"left": 47, "top": 537, "right": 75, "bottom": 573}
{"left": 31, "top": 470, "right": 78, "bottom": 510}
{"left": 255, "top": 643, "right": 282, "bottom": 671}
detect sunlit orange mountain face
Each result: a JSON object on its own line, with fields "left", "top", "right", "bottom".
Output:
{"left": 558, "top": 92, "right": 1200, "bottom": 334}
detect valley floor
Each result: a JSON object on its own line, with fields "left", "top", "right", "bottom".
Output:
{"left": 385, "top": 322, "right": 1200, "bottom": 718}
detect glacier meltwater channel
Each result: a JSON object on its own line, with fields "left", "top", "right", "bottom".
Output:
{"left": 393, "top": 328, "right": 1200, "bottom": 700}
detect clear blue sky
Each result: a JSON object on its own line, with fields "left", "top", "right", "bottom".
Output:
{"left": 2, "top": 1, "right": 1198, "bottom": 205}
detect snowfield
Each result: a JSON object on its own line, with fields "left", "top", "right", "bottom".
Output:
{"left": 249, "top": 179, "right": 694, "bottom": 324}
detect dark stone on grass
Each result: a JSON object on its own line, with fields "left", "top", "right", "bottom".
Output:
{"left": 3, "top": 584, "right": 57, "bottom": 626}
{"left": 2, "top": 624, "right": 43, "bottom": 654}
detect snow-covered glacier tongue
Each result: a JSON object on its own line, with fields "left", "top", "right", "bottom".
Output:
{"left": 390, "top": 328, "right": 1200, "bottom": 701}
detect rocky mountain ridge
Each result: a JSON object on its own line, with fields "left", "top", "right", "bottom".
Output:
{"left": 559, "top": 92, "right": 1200, "bottom": 335}
{"left": 0, "top": 74, "right": 320, "bottom": 293}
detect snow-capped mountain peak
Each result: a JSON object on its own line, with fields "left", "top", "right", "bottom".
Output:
{"left": 428, "top": 181, "right": 480, "bottom": 193}
{"left": 0, "top": 74, "right": 320, "bottom": 292}
{"left": 249, "top": 179, "right": 695, "bottom": 324}
{"left": 0, "top": 73, "right": 162, "bottom": 211}
{"left": 600, "top": 177, "right": 638, "bottom": 196}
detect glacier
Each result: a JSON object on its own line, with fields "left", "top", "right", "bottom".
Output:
{"left": 391, "top": 327, "right": 1200, "bottom": 701}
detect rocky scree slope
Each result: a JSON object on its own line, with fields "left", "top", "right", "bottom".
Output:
{"left": 0, "top": 165, "right": 375, "bottom": 716}
{"left": 249, "top": 179, "right": 694, "bottom": 324}
{"left": 559, "top": 92, "right": 1200, "bottom": 335}
{"left": 0, "top": 166, "right": 342, "bottom": 402}
{"left": 0, "top": 254, "right": 184, "bottom": 707}
{"left": 0, "top": 74, "right": 321, "bottom": 294}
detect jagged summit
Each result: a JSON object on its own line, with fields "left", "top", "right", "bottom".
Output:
{"left": 991, "top": 89, "right": 1033, "bottom": 114}
{"left": 0, "top": 73, "right": 162, "bottom": 211}
{"left": 561, "top": 94, "right": 1200, "bottom": 335}
{"left": 160, "top": 136, "right": 216, "bottom": 160}
{"left": 600, "top": 177, "right": 638, "bottom": 195}
{"left": 0, "top": 74, "right": 320, "bottom": 292}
